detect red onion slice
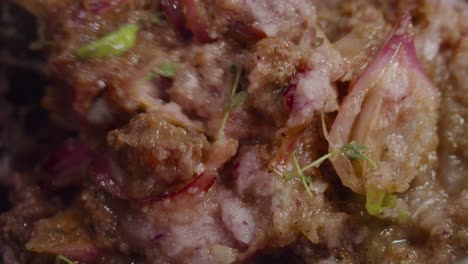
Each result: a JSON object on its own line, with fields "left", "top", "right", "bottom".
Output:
{"left": 90, "top": 156, "right": 130, "bottom": 200}
{"left": 144, "top": 171, "right": 216, "bottom": 202}
{"left": 328, "top": 13, "right": 440, "bottom": 194}
{"left": 91, "top": 156, "right": 216, "bottom": 202}
{"left": 282, "top": 66, "right": 311, "bottom": 111}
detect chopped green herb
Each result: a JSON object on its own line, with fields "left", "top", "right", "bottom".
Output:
{"left": 291, "top": 141, "right": 377, "bottom": 177}
{"left": 77, "top": 24, "right": 140, "bottom": 59}
{"left": 148, "top": 62, "right": 179, "bottom": 79}
{"left": 342, "top": 141, "right": 368, "bottom": 160}
{"left": 55, "top": 255, "right": 75, "bottom": 264}
{"left": 293, "top": 155, "right": 313, "bottom": 199}
{"left": 365, "top": 188, "right": 397, "bottom": 217}
{"left": 381, "top": 192, "right": 397, "bottom": 208}
{"left": 341, "top": 141, "right": 377, "bottom": 170}
{"left": 216, "top": 65, "right": 243, "bottom": 141}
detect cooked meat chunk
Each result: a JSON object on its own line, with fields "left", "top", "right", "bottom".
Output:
{"left": 107, "top": 112, "right": 208, "bottom": 198}
{"left": 26, "top": 210, "right": 98, "bottom": 263}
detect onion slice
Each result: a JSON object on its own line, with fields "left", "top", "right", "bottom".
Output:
{"left": 144, "top": 171, "right": 216, "bottom": 202}
{"left": 90, "top": 155, "right": 130, "bottom": 200}
{"left": 328, "top": 13, "right": 440, "bottom": 194}
{"left": 91, "top": 156, "right": 215, "bottom": 202}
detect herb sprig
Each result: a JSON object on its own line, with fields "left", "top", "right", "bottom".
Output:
{"left": 293, "top": 155, "right": 313, "bottom": 198}
{"left": 216, "top": 65, "right": 245, "bottom": 140}
{"left": 283, "top": 141, "right": 377, "bottom": 197}
{"left": 341, "top": 142, "right": 377, "bottom": 169}
{"left": 298, "top": 141, "right": 377, "bottom": 173}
